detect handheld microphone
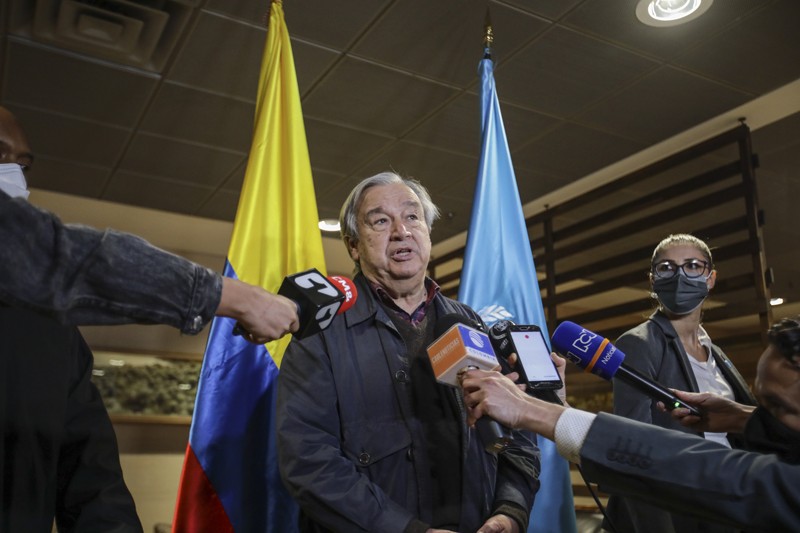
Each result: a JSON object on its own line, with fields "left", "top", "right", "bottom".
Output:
{"left": 551, "top": 321, "right": 701, "bottom": 416}
{"left": 234, "top": 269, "right": 358, "bottom": 339}
{"left": 427, "top": 313, "right": 513, "bottom": 453}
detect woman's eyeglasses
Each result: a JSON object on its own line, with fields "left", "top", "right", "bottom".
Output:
{"left": 651, "top": 259, "right": 710, "bottom": 279}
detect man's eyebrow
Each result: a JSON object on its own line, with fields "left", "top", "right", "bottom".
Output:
{"left": 364, "top": 200, "right": 421, "bottom": 218}
{"left": 364, "top": 206, "right": 387, "bottom": 218}
{"left": 0, "top": 140, "right": 34, "bottom": 164}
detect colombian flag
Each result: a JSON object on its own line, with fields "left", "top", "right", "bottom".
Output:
{"left": 172, "top": 1, "right": 324, "bottom": 531}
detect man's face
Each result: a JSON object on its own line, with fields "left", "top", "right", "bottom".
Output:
{"left": 348, "top": 183, "right": 431, "bottom": 293}
{"left": 755, "top": 344, "right": 800, "bottom": 432}
{"left": 0, "top": 107, "right": 33, "bottom": 171}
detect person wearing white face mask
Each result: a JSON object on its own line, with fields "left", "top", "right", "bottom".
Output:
{"left": 0, "top": 162, "right": 29, "bottom": 199}
{"left": 604, "top": 233, "right": 757, "bottom": 533}
{"left": 0, "top": 104, "right": 298, "bottom": 531}
{"left": 0, "top": 106, "right": 33, "bottom": 199}
{"left": 0, "top": 105, "right": 298, "bottom": 342}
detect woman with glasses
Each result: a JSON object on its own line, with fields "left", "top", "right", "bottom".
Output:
{"left": 604, "top": 234, "right": 757, "bottom": 533}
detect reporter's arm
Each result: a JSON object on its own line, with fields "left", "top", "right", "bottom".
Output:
{"left": 463, "top": 369, "right": 800, "bottom": 531}
{"left": 2, "top": 193, "right": 301, "bottom": 342}
{"left": 579, "top": 413, "right": 800, "bottom": 532}
{"left": 0, "top": 192, "right": 222, "bottom": 333}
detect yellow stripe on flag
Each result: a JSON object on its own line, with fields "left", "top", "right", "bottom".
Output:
{"left": 228, "top": 0, "right": 325, "bottom": 366}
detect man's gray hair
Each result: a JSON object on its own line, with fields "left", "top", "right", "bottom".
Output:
{"left": 338, "top": 171, "right": 439, "bottom": 268}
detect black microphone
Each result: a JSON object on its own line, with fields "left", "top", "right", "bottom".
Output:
{"left": 551, "top": 321, "right": 701, "bottom": 416}
{"left": 234, "top": 269, "right": 358, "bottom": 339}
{"left": 427, "top": 313, "right": 514, "bottom": 453}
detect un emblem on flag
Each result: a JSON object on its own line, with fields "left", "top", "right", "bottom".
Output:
{"left": 477, "top": 305, "right": 513, "bottom": 327}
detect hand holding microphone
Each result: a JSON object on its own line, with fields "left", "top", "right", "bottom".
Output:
{"left": 231, "top": 269, "right": 358, "bottom": 342}
{"left": 551, "top": 321, "right": 701, "bottom": 417}
{"left": 460, "top": 368, "right": 566, "bottom": 442}
{"left": 665, "top": 389, "right": 755, "bottom": 433}
{"left": 427, "top": 314, "right": 514, "bottom": 453}
{"left": 220, "top": 278, "right": 300, "bottom": 344}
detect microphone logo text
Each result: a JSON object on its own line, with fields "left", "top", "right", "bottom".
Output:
{"left": 570, "top": 328, "right": 597, "bottom": 353}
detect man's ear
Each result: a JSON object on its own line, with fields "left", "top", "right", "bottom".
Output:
{"left": 346, "top": 237, "right": 359, "bottom": 262}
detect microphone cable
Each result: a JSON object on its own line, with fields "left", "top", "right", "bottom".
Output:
{"left": 575, "top": 462, "right": 618, "bottom": 533}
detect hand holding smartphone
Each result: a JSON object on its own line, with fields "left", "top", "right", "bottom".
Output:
{"left": 489, "top": 321, "right": 564, "bottom": 403}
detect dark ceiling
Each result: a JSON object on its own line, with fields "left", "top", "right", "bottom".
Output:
{"left": 2, "top": 0, "right": 799, "bottom": 312}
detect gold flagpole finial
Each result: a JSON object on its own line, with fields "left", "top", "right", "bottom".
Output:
{"left": 483, "top": 8, "right": 493, "bottom": 58}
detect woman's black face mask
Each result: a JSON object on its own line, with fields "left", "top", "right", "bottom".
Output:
{"left": 652, "top": 274, "right": 709, "bottom": 315}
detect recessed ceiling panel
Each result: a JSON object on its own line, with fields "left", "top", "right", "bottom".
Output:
{"left": 203, "top": 0, "right": 272, "bottom": 27}
{"left": 140, "top": 83, "right": 255, "bottom": 151}
{"left": 168, "top": 12, "right": 265, "bottom": 100}
{"left": 120, "top": 133, "right": 244, "bottom": 187}
{"left": 3, "top": 39, "right": 158, "bottom": 126}
{"left": 196, "top": 189, "right": 240, "bottom": 221}
{"left": 28, "top": 157, "right": 110, "bottom": 198}
{"left": 104, "top": 171, "right": 214, "bottom": 214}
{"left": 674, "top": 0, "right": 800, "bottom": 94}
{"left": 496, "top": 26, "right": 658, "bottom": 117}
{"left": 292, "top": 40, "right": 341, "bottom": 95}
{"left": 406, "top": 92, "right": 560, "bottom": 157}
{"left": 356, "top": 141, "right": 478, "bottom": 197}
{"left": 10, "top": 105, "right": 129, "bottom": 167}
{"left": 304, "top": 119, "right": 393, "bottom": 175}
{"left": 512, "top": 122, "right": 645, "bottom": 180}
{"left": 311, "top": 168, "right": 349, "bottom": 220}
{"left": 563, "top": 0, "right": 763, "bottom": 61}
{"left": 576, "top": 66, "right": 752, "bottom": 144}
{"left": 302, "top": 57, "right": 458, "bottom": 137}
{"left": 281, "top": 0, "right": 391, "bottom": 49}
{"left": 504, "top": 0, "right": 587, "bottom": 21}
{"left": 514, "top": 167, "right": 570, "bottom": 206}
{"left": 352, "top": 0, "right": 551, "bottom": 87}
{"left": 220, "top": 160, "right": 246, "bottom": 193}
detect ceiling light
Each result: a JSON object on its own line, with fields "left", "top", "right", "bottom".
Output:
{"left": 318, "top": 219, "right": 340, "bottom": 232}
{"left": 636, "top": 0, "right": 713, "bottom": 27}
{"left": 770, "top": 297, "right": 785, "bottom": 306}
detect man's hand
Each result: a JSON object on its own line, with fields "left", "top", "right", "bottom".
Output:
{"left": 218, "top": 277, "right": 299, "bottom": 344}
{"left": 661, "top": 389, "right": 755, "bottom": 433}
{"left": 477, "top": 513, "right": 519, "bottom": 533}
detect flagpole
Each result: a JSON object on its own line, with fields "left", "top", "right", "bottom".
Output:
{"left": 484, "top": 8, "right": 494, "bottom": 59}
{"left": 459, "top": 18, "right": 579, "bottom": 533}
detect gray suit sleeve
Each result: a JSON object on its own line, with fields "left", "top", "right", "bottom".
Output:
{"left": 580, "top": 413, "right": 800, "bottom": 533}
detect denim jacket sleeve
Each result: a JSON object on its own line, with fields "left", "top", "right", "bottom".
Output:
{"left": 0, "top": 191, "right": 222, "bottom": 334}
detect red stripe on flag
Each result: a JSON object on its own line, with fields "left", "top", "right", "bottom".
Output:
{"left": 172, "top": 444, "right": 235, "bottom": 533}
